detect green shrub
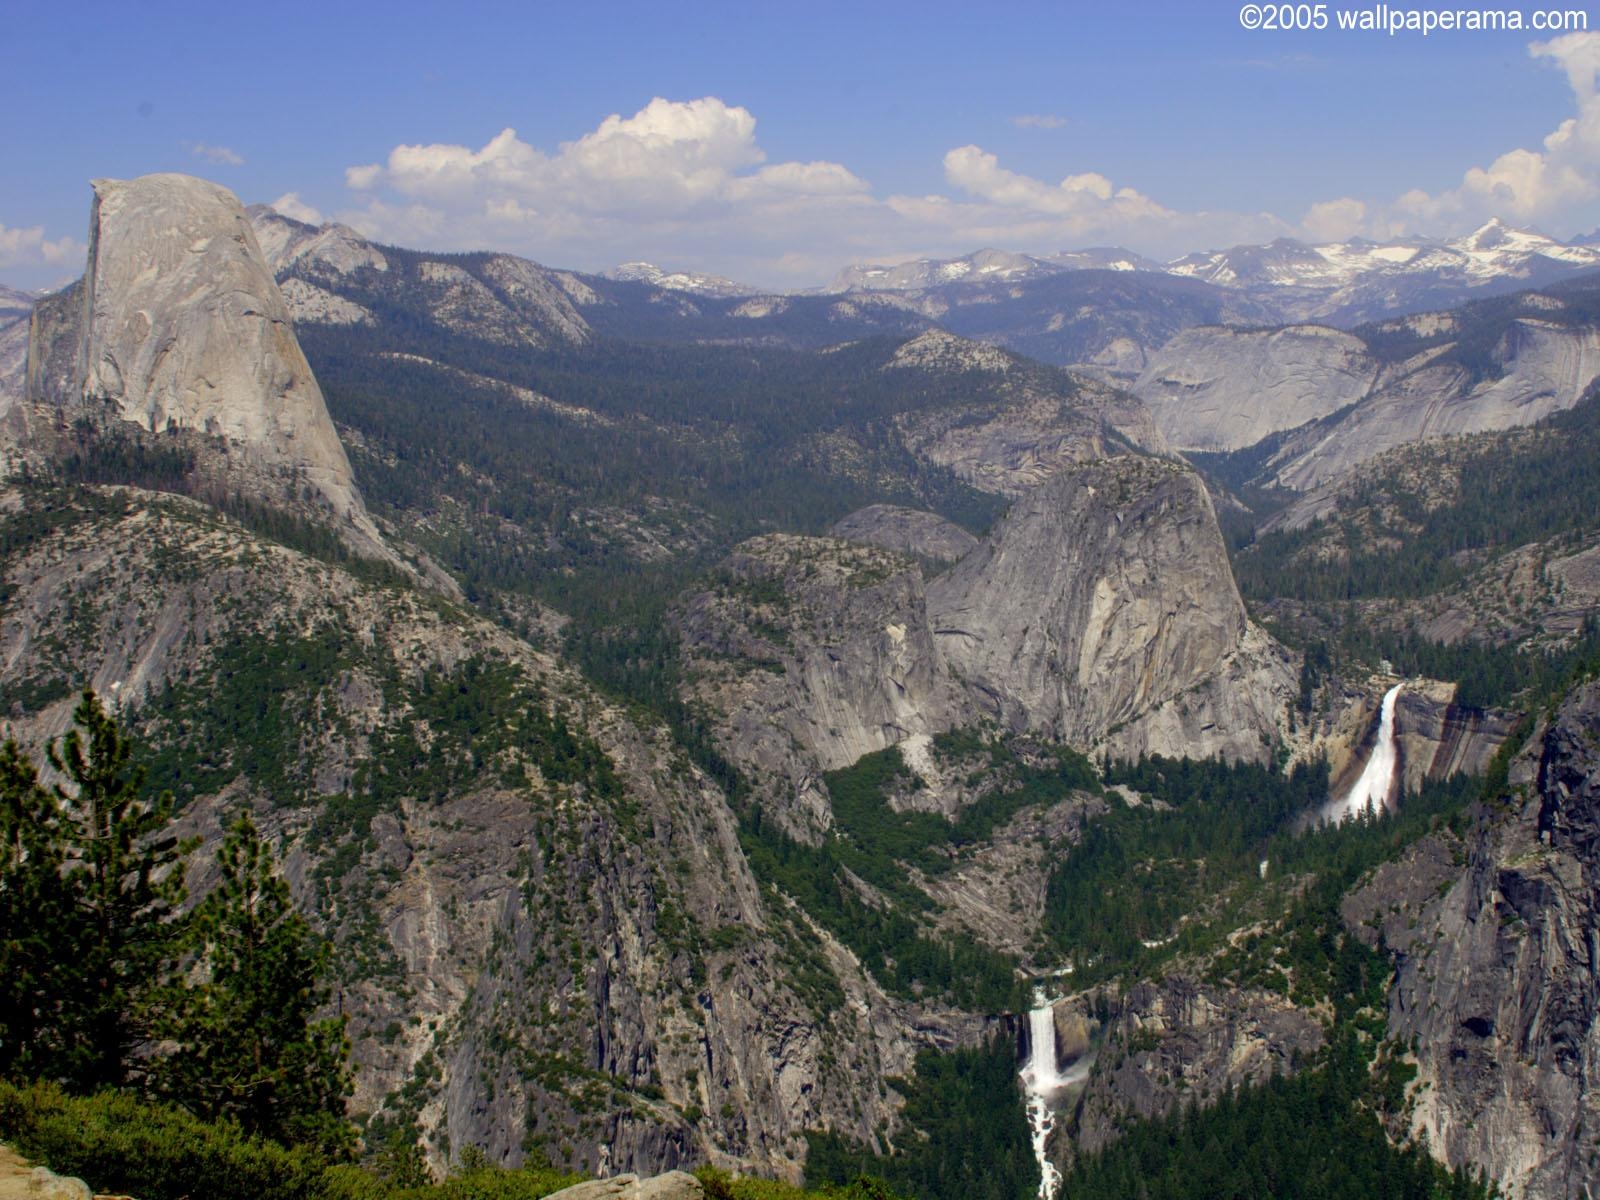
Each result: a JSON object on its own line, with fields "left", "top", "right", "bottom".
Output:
{"left": 0, "top": 1081, "right": 585, "bottom": 1200}
{"left": 695, "top": 1165, "right": 904, "bottom": 1200}
{"left": 0, "top": 1079, "right": 327, "bottom": 1200}
{"left": 385, "top": 1161, "right": 584, "bottom": 1200}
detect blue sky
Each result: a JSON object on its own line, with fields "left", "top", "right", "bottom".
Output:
{"left": 4, "top": 0, "right": 1598, "bottom": 287}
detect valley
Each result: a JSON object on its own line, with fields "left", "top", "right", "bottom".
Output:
{"left": 2, "top": 170, "right": 1599, "bottom": 1200}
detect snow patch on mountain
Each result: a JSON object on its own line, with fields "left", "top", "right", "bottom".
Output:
{"left": 605, "top": 261, "right": 757, "bottom": 298}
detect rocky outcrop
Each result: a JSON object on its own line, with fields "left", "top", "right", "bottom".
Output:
{"left": 1344, "top": 681, "right": 1600, "bottom": 1199}
{"left": 927, "top": 455, "right": 1289, "bottom": 757}
{"left": 893, "top": 379, "right": 1166, "bottom": 500}
{"left": 546, "top": 1171, "right": 704, "bottom": 1199}
{"left": 1153, "top": 293, "right": 1600, "bottom": 494}
{"left": 1268, "top": 319, "right": 1600, "bottom": 490}
{"left": 677, "top": 534, "right": 975, "bottom": 835}
{"left": 1060, "top": 979, "right": 1324, "bottom": 1160}
{"left": 276, "top": 277, "right": 374, "bottom": 327}
{"left": 921, "top": 790, "right": 1104, "bottom": 959}
{"left": 884, "top": 332, "right": 1168, "bottom": 498}
{"left": 247, "top": 207, "right": 391, "bottom": 278}
{"left": 0, "top": 287, "right": 30, "bottom": 420}
{"left": 0, "top": 286, "right": 32, "bottom": 329}
{"left": 1134, "top": 324, "right": 1378, "bottom": 452}
{"left": 0, "top": 1144, "right": 101, "bottom": 1200}
{"left": 1096, "top": 623, "right": 1298, "bottom": 765}
{"left": 828, "top": 505, "right": 978, "bottom": 565}
{"left": 23, "top": 174, "right": 389, "bottom": 559}
{"left": 248, "top": 205, "right": 591, "bottom": 348}
{"left": 683, "top": 457, "right": 1293, "bottom": 837}
{"left": 1392, "top": 681, "right": 1518, "bottom": 792}
{"left": 0, "top": 319, "right": 28, "bottom": 455}
{"left": 0, "top": 484, "right": 994, "bottom": 1184}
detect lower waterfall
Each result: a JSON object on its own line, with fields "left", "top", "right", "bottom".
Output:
{"left": 1019, "top": 999, "right": 1066, "bottom": 1200}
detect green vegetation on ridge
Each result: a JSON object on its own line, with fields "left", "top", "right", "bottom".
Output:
{"left": 1053, "top": 1031, "right": 1494, "bottom": 1200}
{"left": 804, "top": 1035, "right": 1037, "bottom": 1200}
{"left": 1233, "top": 384, "right": 1600, "bottom": 607}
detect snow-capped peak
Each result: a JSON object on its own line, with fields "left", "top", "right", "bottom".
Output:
{"left": 1457, "top": 217, "right": 1512, "bottom": 251}
{"left": 604, "top": 261, "right": 757, "bottom": 298}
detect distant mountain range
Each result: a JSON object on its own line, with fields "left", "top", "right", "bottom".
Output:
{"left": 827, "top": 246, "right": 1160, "bottom": 292}
{"left": 829, "top": 220, "right": 1600, "bottom": 328}
{"left": 6, "top": 211, "right": 1597, "bottom": 384}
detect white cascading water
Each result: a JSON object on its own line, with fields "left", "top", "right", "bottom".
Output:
{"left": 1339, "top": 683, "right": 1403, "bottom": 821}
{"left": 1019, "top": 999, "right": 1066, "bottom": 1200}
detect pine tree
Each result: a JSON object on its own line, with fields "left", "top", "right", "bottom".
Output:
{"left": 1, "top": 691, "right": 196, "bottom": 1089}
{"left": 47, "top": 690, "right": 194, "bottom": 1089}
{"left": 156, "top": 812, "right": 353, "bottom": 1156}
{"left": 0, "top": 740, "right": 72, "bottom": 1079}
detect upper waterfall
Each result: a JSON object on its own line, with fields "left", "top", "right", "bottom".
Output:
{"left": 1338, "top": 683, "right": 1404, "bottom": 821}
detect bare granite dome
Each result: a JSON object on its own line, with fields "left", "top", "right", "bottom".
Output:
{"left": 40, "top": 173, "right": 386, "bottom": 555}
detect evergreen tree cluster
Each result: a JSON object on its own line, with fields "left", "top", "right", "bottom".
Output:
{"left": 1042, "top": 756, "right": 1331, "bottom": 978}
{"left": 0, "top": 690, "right": 352, "bottom": 1155}
{"left": 803, "top": 1035, "right": 1038, "bottom": 1200}
{"left": 1053, "top": 1031, "right": 1494, "bottom": 1200}
{"left": 1232, "top": 383, "right": 1600, "bottom": 607}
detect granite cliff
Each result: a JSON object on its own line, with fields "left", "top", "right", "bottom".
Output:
{"left": 927, "top": 455, "right": 1292, "bottom": 760}
{"left": 21, "top": 175, "right": 390, "bottom": 559}
{"left": 1138, "top": 283, "right": 1600, "bottom": 493}
{"left": 680, "top": 454, "right": 1294, "bottom": 841}
{"left": 1345, "top": 681, "right": 1600, "bottom": 1198}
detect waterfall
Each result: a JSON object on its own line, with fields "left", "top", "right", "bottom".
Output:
{"left": 1338, "top": 683, "right": 1403, "bottom": 821}
{"left": 1019, "top": 999, "right": 1066, "bottom": 1200}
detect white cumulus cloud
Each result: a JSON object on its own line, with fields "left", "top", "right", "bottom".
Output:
{"left": 336, "top": 96, "right": 1280, "bottom": 283}
{"left": 333, "top": 49, "right": 1600, "bottom": 289}
{"left": 187, "top": 141, "right": 245, "bottom": 166}
{"left": 1300, "top": 197, "right": 1369, "bottom": 242}
{"left": 337, "top": 97, "right": 888, "bottom": 282}
{"left": 0, "top": 220, "right": 82, "bottom": 271}
{"left": 1310, "top": 32, "right": 1600, "bottom": 240}
{"left": 270, "top": 193, "right": 325, "bottom": 225}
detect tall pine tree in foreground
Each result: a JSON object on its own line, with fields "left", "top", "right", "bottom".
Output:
{"left": 0, "top": 740, "right": 73, "bottom": 1081}
{"left": 0, "top": 690, "right": 195, "bottom": 1090}
{"left": 0, "top": 691, "right": 353, "bottom": 1156}
{"left": 154, "top": 812, "right": 353, "bottom": 1156}
{"left": 48, "top": 690, "right": 193, "bottom": 1091}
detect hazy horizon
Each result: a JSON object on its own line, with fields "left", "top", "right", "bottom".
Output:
{"left": 5, "top": 0, "right": 1599, "bottom": 290}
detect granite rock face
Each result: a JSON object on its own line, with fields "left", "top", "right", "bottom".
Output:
{"left": 248, "top": 204, "right": 592, "bottom": 347}
{"left": 0, "top": 318, "right": 29, "bottom": 453}
{"left": 1269, "top": 320, "right": 1600, "bottom": 490}
{"left": 247, "top": 206, "right": 391, "bottom": 278}
{"left": 677, "top": 534, "right": 975, "bottom": 836}
{"left": 546, "top": 1171, "right": 705, "bottom": 1200}
{"left": 0, "top": 485, "right": 998, "bottom": 1184}
{"left": 682, "top": 456, "right": 1293, "bottom": 839}
{"left": 1135, "top": 324, "right": 1378, "bottom": 453}
{"left": 893, "top": 361, "right": 1168, "bottom": 498}
{"left": 828, "top": 505, "right": 979, "bottom": 565}
{"left": 24, "top": 174, "right": 387, "bottom": 557}
{"left": 1345, "top": 681, "right": 1600, "bottom": 1199}
{"left": 1067, "top": 979, "right": 1324, "bottom": 1159}
{"left": 926, "top": 455, "right": 1288, "bottom": 755}
{"left": 1138, "top": 301, "right": 1600, "bottom": 493}
{"left": 1391, "top": 681, "right": 1518, "bottom": 792}
{"left": 0, "top": 286, "right": 31, "bottom": 418}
